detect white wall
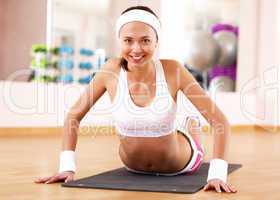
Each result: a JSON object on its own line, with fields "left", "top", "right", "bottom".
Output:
{"left": 236, "top": 0, "right": 258, "bottom": 92}
{"left": 256, "top": 0, "right": 280, "bottom": 127}
{"left": 0, "top": 0, "right": 47, "bottom": 81}
{"left": 52, "top": 9, "right": 103, "bottom": 49}
{"left": 238, "top": 0, "right": 280, "bottom": 127}
{"left": 159, "top": 0, "right": 186, "bottom": 63}
{"left": 52, "top": 9, "right": 83, "bottom": 45}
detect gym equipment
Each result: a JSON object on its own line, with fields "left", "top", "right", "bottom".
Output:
{"left": 79, "top": 62, "right": 93, "bottom": 70}
{"left": 80, "top": 48, "right": 94, "bottom": 56}
{"left": 209, "top": 76, "right": 235, "bottom": 92}
{"left": 212, "top": 23, "right": 239, "bottom": 37}
{"left": 60, "top": 46, "right": 74, "bottom": 55}
{"left": 213, "top": 31, "right": 238, "bottom": 66}
{"left": 208, "top": 23, "right": 238, "bottom": 91}
{"left": 62, "top": 163, "right": 241, "bottom": 194}
{"left": 58, "top": 60, "right": 74, "bottom": 70}
{"left": 58, "top": 74, "right": 74, "bottom": 84}
{"left": 208, "top": 63, "right": 237, "bottom": 82}
{"left": 30, "top": 44, "right": 52, "bottom": 82}
{"left": 185, "top": 31, "right": 220, "bottom": 72}
{"left": 78, "top": 75, "right": 93, "bottom": 84}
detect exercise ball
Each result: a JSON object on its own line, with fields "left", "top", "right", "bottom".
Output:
{"left": 213, "top": 31, "right": 237, "bottom": 66}
{"left": 185, "top": 31, "right": 220, "bottom": 72}
{"left": 209, "top": 76, "right": 235, "bottom": 92}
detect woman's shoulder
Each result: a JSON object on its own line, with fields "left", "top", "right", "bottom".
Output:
{"left": 102, "top": 57, "right": 122, "bottom": 72}
{"left": 159, "top": 59, "right": 183, "bottom": 74}
{"left": 158, "top": 59, "right": 185, "bottom": 93}
{"left": 95, "top": 57, "right": 122, "bottom": 84}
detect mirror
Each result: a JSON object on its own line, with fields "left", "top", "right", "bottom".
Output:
{"left": 29, "top": 0, "right": 111, "bottom": 84}
{"left": 48, "top": 0, "right": 239, "bottom": 91}
{"left": 0, "top": 0, "right": 240, "bottom": 93}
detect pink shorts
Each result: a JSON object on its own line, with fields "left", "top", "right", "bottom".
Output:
{"left": 124, "top": 128, "right": 205, "bottom": 176}
{"left": 185, "top": 136, "right": 205, "bottom": 174}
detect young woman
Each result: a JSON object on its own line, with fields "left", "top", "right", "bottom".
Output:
{"left": 35, "top": 6, "right": 236, "bottom": 193}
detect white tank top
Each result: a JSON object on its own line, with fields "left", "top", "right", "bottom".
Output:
{"left": 112, "top": 59, "right": 177, "bottom": 137}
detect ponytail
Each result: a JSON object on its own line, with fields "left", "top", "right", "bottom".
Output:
{"left": 120, "top": 57, "right": 129, "bottom": 71}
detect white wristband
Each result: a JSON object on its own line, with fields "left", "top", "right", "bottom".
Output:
{"left": 59, "top": 150, "right": 76, "bottom": 173}
{"left": 207, "top": 158, "right": 228, "bottom": 183}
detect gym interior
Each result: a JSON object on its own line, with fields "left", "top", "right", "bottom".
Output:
{"left": 0, "top": 0, "right": 279, "bottom": 199}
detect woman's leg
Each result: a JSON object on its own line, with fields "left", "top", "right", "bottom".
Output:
{"left": 184, "top": 116, "right": 205, "bottom": 173}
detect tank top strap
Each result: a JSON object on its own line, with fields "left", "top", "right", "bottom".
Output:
{"left": 121, "top": 66, "right": 131, "bottom": 93}
{"left": 113, "top": 66, "right": 128, "bottom": 105}
{"left": 154, "top": 59, "right": 169, "bottom": 96}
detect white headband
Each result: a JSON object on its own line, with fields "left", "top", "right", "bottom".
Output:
{"left": 116, "top": 9, "right": 161, "bottom": 39}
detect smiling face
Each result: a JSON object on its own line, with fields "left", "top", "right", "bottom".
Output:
{"left": 119, "top": 21, "right": 158, "bottom": 69}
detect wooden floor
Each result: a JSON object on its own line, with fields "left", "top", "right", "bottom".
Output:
{"left": 1, "top": 127, "right": 280, "bottom": 199}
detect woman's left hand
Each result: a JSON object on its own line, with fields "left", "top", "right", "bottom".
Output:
{"left": 203, "top": 179, "right": 237, "bottom": 193}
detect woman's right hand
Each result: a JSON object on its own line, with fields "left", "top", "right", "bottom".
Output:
{"left": 34, "top": 171, "right": 75, "bottom": 184}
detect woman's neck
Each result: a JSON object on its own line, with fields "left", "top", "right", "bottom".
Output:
{"left": 127, "top": 60, "right": 155, "bottom": 82}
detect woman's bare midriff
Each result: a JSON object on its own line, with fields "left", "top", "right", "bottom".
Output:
{"left": 118, "top": 130, "right": 193, "bottom": 173}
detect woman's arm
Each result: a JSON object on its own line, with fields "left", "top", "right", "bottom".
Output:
{"left": 62, "top": 69, "right": 108, "bottom": 151}
{"left": 35, "top": 58, "right": 119, "bottom": 184}
{"left": 176, "top": 63, "right": 229, "bottom": 160}
{"left": 62, "top": 59, "right": 117, "bottom": 151}
{"left": 173, "top": 60, "right": 236, "bottom": 193}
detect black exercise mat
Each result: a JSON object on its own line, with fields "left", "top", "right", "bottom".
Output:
{"left": 62, "top": 163, "right": 241, "bottom": 194}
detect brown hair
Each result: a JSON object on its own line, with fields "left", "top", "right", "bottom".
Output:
{"left": 119, "top": 6, "right": 159, "bottom": 71}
